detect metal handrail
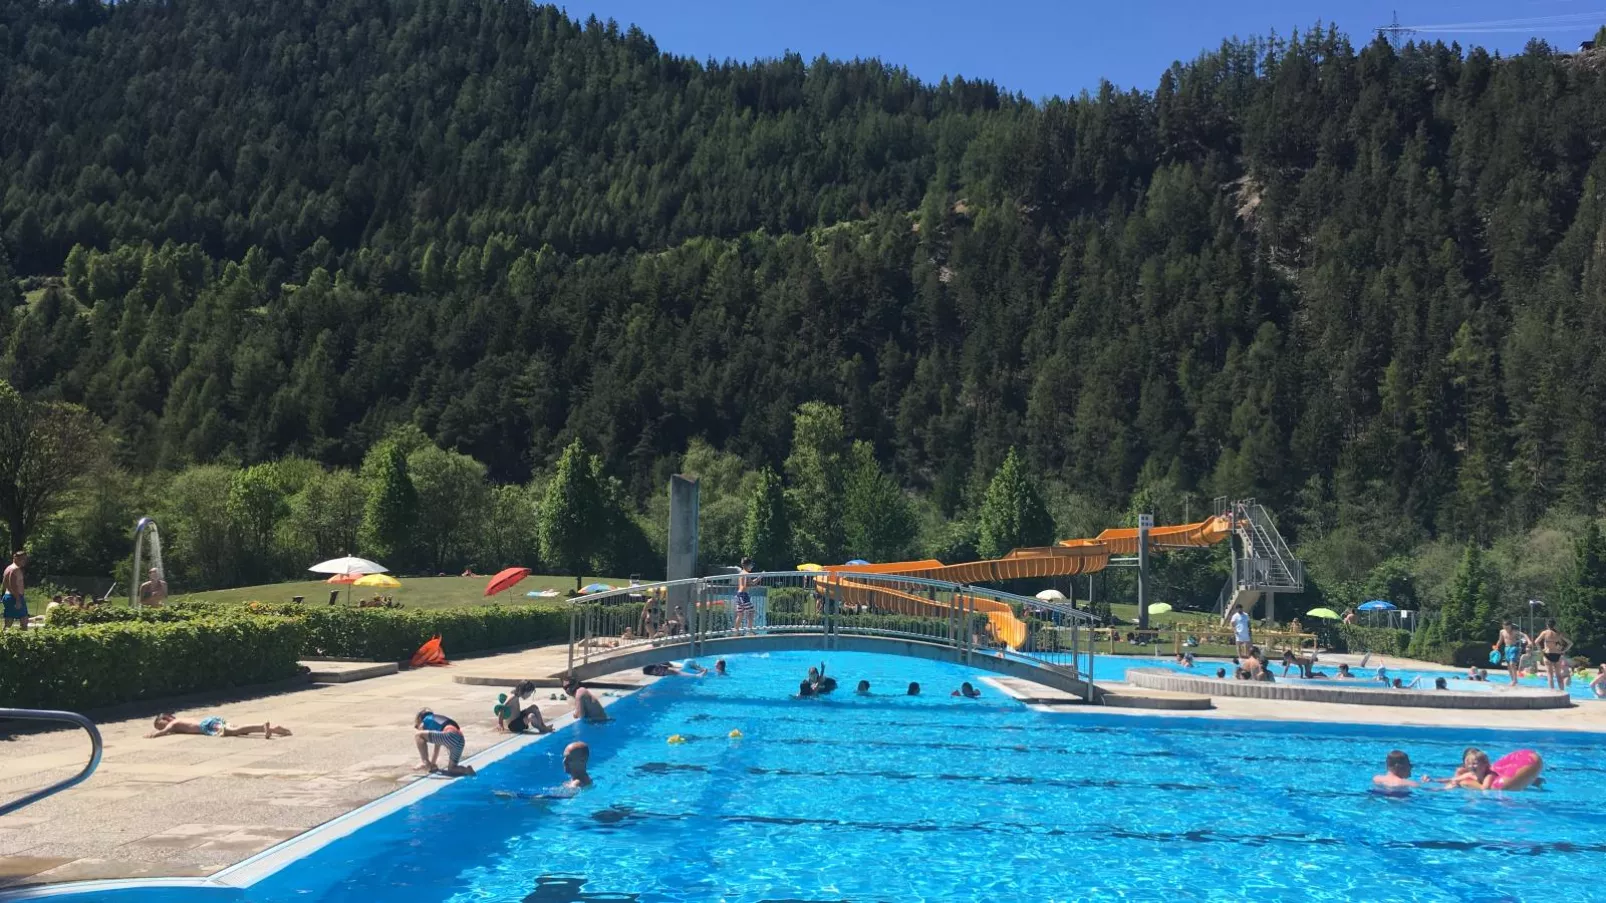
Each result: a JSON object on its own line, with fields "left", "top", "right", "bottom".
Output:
{"left": 0, "top": 709, "right": 103, "bottom": 816}
{"left": 568, "top": 571, "right": 1098, "bottom": 622}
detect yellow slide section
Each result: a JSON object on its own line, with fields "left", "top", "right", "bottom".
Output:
{"left": 816, "top": 515, "right": 1232, "bottom": 650}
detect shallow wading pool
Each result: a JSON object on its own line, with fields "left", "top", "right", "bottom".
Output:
{"left": 17, "top": 651, "right": 1605, "bottom": 903}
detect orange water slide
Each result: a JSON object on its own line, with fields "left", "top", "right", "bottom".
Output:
{"left": 817, "top": 514, "right": 1233, "bottom": 649}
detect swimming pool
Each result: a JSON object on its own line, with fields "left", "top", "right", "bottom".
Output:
{"left": 21, "top": 651, "right": 1606, "bottom": 902}
{"left": 1099, "top": 654, "right": 1605, "bottom": 701}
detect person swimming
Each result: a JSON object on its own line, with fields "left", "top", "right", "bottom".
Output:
{"left": 1373, "top": 750, "right": 1419, "bottom": 788}
{"left": 953, "top": 682, "right": 981, "bottom": 698}
{"left": 796, "top": 679, "right": 816, "bottom": 698}
{"left": 1335, "top": 663, "right": 1354, "bottom": 679}
{"left": 714, "top": 659, "right": 728, "bottom": 676}
{"left": 855, "top": 680, "right": 871, "bottom": 695}
{"left": 1215, "top": 667, "right": 1227, "bottom": 679}
{"left": 906, "top": 682, "right": 921, "bottom": 696}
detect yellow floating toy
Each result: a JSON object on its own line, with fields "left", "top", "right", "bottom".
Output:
{"left": 667, "top": 734, "right": 687, "bottom": 744}
{"left": 728, "top": 729, "right": 743, "bottom": 739}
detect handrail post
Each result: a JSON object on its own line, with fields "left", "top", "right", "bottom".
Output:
{"left": 0, "top": 710, "right": 103, "bottom": 816}
{"left": 567, "top": 609, "right": 576, "bottom": 677}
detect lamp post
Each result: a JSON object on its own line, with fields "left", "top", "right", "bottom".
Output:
{"left": 1528, "top": 599, "right": 1544, "bottom": 639}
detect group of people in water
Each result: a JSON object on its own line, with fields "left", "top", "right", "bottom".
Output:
{"left": 1374, "top": 747, "right": 1545, "bottom": 792}
{"left": 791, "top": 661, "right": 982, "bottom": 698}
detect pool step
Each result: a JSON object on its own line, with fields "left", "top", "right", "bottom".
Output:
{"left": 1098, "top": 688, "right": 1214, "bottom": 710}
{"left": 302, "top": 660, "right": 399, "bottom": 683}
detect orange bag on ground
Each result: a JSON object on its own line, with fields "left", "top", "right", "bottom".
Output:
{"left": 410, "top": 635, "right": 448, "bottom": 667}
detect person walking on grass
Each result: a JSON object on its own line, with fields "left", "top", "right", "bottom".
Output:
{"left": 3, "top": 550, "right": 29, "bottom": 630}
{"left": 1532, "top": 620, "right": 1573, "bottom": 691}
{"left": 1228, "top": 602, "right": 1252, "bottom": 659}
{"left": 148, "top": 713, "right": 291, "bottom": 739}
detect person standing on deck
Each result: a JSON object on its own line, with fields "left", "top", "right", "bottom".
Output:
{"left": 1532, "top": 620, "right": 1573, "bottom": 691}
{"left": 1497, "top": 622, "right": 1524, "bottom": 686}
{"left": 2, "top": 550, "right": 28, "bottom": 630}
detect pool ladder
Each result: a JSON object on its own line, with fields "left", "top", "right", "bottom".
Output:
{"left": 0, "top": 709, "right": 103, "bottom": 816}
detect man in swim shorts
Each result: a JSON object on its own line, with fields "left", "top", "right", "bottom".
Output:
{"left": 563, "top": 679, "right": 610, "bottom": 722}
{"left": 1497, "top": 621, "right": 1524, "bottom": 686}
{"left": 733, "top": 557, "right": 757, "bottom": 635}
{"left": 1373, "top": 750, "right": 1418, "bottom": 788}
{"left": 148, "top": 713, "right": 291, "bottom": 739}
{"left": 414, "top": 709, "right": 475, "bottom": 776}
{"left": 563, "top": 741, "right": 593, "bottom": 789}
{"left": 3, "top": 550, "right": 29, "bottom": 630}
{"left": 1532, "top": 619, "right": 1573, "bottom": 690}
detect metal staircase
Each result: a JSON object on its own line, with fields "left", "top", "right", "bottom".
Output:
{"left": 1214, "top": 498, "right": 1305, "bottom": 623}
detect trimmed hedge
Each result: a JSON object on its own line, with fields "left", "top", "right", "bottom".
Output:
{"left": 298, "top": 605, "right": 573, "bottom": 661}
{"left": 46, "top": 600, "right": 307, "bottom": 626}
{"left": 0, "top": 616, "right": 307, "bottom": 710}
{"left": 1333, "top": 624, "right": 1413, "bottom": 657}
{"left": 46, "top": 601, "right": 596, "bottom": 662}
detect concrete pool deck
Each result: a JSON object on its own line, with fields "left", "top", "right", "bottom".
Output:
{"left": 0, "top": 645, "right": 644, "bottom": 890}
{"left": 2, "top": 643, "right": 1604, "bottom": 890}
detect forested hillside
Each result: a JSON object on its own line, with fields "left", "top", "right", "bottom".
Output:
{"left": 5, "top": 1, "right": 1606, "bottom": 624}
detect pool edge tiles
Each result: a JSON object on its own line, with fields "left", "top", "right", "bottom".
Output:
{"left": 0, "top": 687, "right": 647, "bottom": 902}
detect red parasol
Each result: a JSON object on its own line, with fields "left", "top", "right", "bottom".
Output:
{"left": 325, "top": 573, "right": 359, "bottom": 584}
{"left": 484, "top": 567, "right": 532, "bottom": 597}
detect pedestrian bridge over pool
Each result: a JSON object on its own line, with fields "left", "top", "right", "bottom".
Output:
{"left": 563, "top": 630, "right": 1105, "bottom": 700}
{"left": 560, "top": 572, "right": 1106, "bottom": 702}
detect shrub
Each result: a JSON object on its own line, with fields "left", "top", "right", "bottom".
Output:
{"left": 0, "top": 616, "right": 307, "bottom": 711}
{"left": 1333, "top": 624, "right": 1413, "bottom": 657}
{"left": 297, "top": 605, "right": 577, "bottom": 661}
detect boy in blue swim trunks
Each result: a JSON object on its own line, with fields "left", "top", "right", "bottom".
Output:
{"left": 147, "top": 713, "right": 291, "bottom": 739}
{"left": 3, "top": 551, "right": 29, "bottom": 630}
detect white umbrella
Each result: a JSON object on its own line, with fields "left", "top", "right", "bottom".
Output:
{"left": 1035, "top": 589, "right": 1067, "bottom": 602}
{"left": 308, "top": 556, "right": 388, "bottom": 576}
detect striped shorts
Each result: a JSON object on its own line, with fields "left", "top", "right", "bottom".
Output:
{"left": 425, "top": 729, "right": 465, "bottom": 765}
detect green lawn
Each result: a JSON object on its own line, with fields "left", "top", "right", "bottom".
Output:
{"left": 1104, "top": 602, "right": 1219, "bottom": 628}
{"left": 171, "top": 574, "right": 631, "bottom": 610}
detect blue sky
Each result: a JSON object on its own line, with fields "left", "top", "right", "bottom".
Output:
{"left": 557, "top": 0, "right": 1605, "bottom": 99}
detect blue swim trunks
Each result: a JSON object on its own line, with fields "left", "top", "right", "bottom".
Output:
{"left": 198, "top": 716, "right": 225, "bottom": 736}
{"left": 1, "top": 592, "right": 26, "bottom": 620}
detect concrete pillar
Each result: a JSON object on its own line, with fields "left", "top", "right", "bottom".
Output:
{"left": 1136, "top": 514, "right": 1152, "bottom": 631}
{"left": 666, "top": 475, "right": 700, "bottom": 628}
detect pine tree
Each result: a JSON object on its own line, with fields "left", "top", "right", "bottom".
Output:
{"left": 358, "top": 441, "right": 417, "bottom": 564}
{"left": 1556, "top": 521, "right": 1606, "bottom": 658}
{"left": 977, "top": 448, "right": 1056, "bottom": 559}
{"left": 1440, "top": 543, "right": 1496, "bottom": 642}
{"left": 841, "top": 442, "right": 917, "bottom": 563}
{"left": 741, "top": 467, "right": 791, "bottom": 569}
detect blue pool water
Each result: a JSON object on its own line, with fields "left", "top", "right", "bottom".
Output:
{"left": 36, "top": 651, "right": 1606, "bottom": 903}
